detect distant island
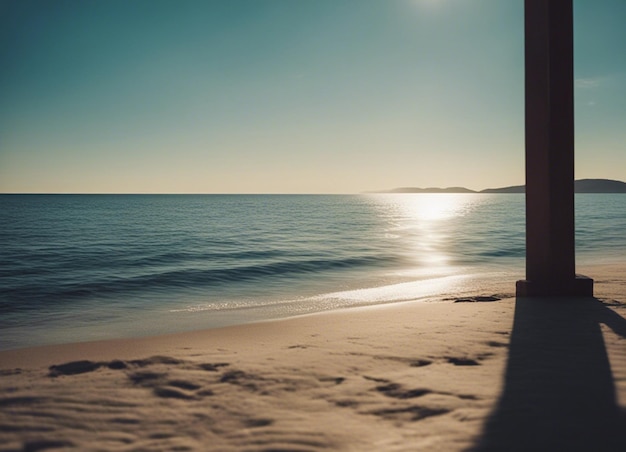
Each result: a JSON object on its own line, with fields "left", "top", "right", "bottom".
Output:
{"left": 373, "top": 179, "right": 626, "bottom": 194}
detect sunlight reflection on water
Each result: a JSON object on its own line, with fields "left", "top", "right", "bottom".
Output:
{"left": 368, "top": 194, "right": 490, "bottom": 274}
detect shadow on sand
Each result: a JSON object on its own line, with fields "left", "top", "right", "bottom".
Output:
{"left": 471, "top": 297, "right": 626, "bottom": 452}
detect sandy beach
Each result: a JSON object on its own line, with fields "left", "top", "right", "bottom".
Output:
{"left": 1, "top": 263, "right": 625, "bottom": 451}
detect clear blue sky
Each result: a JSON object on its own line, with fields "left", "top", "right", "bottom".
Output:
{"left": 1, "top": 0, "right": 624, "bottom": 193}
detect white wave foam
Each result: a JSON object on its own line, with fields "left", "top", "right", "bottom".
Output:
{"left": 309, "top": 274, "right": 470, "bottom": 305}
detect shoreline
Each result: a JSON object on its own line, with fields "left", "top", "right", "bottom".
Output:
{"left": 0, "top": 262, "right": 620, "bottom": 356}
{"left": 0, "top": 268, "right": 521, "bottom": 353}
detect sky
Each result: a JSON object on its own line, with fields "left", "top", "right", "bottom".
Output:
{"left": 0, "top": 0, "right": 624, "bottom": 194}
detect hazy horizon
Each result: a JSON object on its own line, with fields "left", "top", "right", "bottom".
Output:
{"left": 1, "top": 0, "right": 625, "bottom": 194}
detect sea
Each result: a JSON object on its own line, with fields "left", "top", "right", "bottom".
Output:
{"left": 1, "top": 193, "right": 625, "bottom": 351}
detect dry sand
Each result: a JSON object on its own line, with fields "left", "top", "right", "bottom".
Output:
{"left": 1, "top": 264, "right": 625, "bottom": 451}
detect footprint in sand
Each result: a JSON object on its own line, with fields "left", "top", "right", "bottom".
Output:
{"left": 48, "top": 360, "right": 103, "bottom": 377}
{"left": 446, "top": 357, "right": 480, "bottom": 366}
{"left": 47, "top": 356, "right": 231, "bottom": 402}
{"left": 369, "top": 405, "right": 450, "bottom": 422}
{"left": 409, "top": 359, "right": 433, "bottom": 367}
{"left": 375, "top": 383, "right": 432, "bottom": 399}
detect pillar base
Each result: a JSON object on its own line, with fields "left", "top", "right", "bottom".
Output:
{"left": 516, "top": 274, "right": 594, "bottom": 297}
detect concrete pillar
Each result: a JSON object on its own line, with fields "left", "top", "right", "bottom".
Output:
{"left": 516, "top": 0, "right": 593, "bottom": 297}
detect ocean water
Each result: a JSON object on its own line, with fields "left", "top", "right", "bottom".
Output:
{"left": 1, "top": 194, "right": 625, "bottom": 351}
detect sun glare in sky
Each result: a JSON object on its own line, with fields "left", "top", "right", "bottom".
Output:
{"left": 0, "top": 0, "right": 624, "bottom": 193}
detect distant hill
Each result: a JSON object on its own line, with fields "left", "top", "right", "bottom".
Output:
{"left": 573, "top": 179, "right": 626, "bottom": 193}
{"left": 480, "top": 185, "right": 524, "bottom": 194}
{"left": 375, "top": 179, "right": 626, "bottom": 194}
{"left": 482, "top": 179, "right": 626, "bottom": 193}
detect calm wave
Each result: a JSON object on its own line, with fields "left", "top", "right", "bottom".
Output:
{"left": 1, "top": 194, "right": 625, "bottom": 350}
